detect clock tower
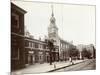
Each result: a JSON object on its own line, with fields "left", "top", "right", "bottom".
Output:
{"left": 48, "top": 5, "right": 59, "bottom": 45}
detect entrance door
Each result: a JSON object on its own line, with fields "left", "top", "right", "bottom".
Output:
{"left": 47, "top": 56, "right": 49, "bottom": 63}
{"left": 28, "top": 55, "right": 33, "bottom": 64}
{"left": 30, "top": 55, "right": 33, "bottom": 64}
{"left": 32, "top": 55, "right": 35, "bottom": 64}
{"left": 39, "top": 55, "right": 43, "bottom": 64}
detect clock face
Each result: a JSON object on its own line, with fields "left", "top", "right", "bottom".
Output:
{"left": 49, "top": 32, "right": 56, "bottom": 38}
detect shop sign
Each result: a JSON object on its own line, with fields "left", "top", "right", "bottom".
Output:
{"left": 29, "top": 51, "right": 34, "bottom": 54}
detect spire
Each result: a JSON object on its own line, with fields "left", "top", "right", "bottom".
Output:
{"left": 51, "top": 5, "right": 54, "bottom": 17}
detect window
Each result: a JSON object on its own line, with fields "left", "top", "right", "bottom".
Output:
{"left": 40, "top": 56, "right": 41, "bottom": 59}
{"left": 11, "top": 47, "right": 19, "bottom": 60}
{"left": 25, "top": 41, "right": 29, "bottom": 47}
{"left": 43, "top": 45, "right": 46, "bottom": 49}
{"left": 31, "top": 42, "right": 32, "bottom": 47}
{"left": 29, "top": 42, "right": 32, "bottom": 47}
{"left": 35, "top": 43, "right": 38, "bottom": 48}
{"left": 39, "top": 44, "right": 41, "bottom": 49}
{"left": 32, "top": 43, "right": 34, "bottom": 48}
{"left": 11, "top": 13, "right": 19, "bottom": 28}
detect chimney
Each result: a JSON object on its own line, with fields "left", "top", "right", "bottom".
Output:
{"left": 39, "top": 37, "right": 41, "bottom": 41}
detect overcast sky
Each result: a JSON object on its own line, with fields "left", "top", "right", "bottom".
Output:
{"left": 11, "top": 0, "right": 95, "bottom": 45}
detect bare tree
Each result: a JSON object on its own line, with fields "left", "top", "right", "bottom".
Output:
{"left": 45, "top": 39, "right": 54, "bottom": 65}
{"left": 81, "top": 48, "right": 92, "bottom": 59}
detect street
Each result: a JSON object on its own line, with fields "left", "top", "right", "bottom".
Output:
{"left": 11, "top": 60, "right": 85, "bottom": 75}
{"left": 54, "top": 59, "right": 96, "bottom": 72}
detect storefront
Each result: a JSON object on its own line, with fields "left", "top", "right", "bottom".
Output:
{"left": 38, "top": 51, "right": 44, "bottom": 64}
{"left": 25, "top": 49, "right": 35, "bottom": 66}
{"left": 45, "top": 52, "right": 50, "bottom": 63}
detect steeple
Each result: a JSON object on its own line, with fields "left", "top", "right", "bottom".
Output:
{"left": 51, "top": 5, "right": 54, "bottom": 17}
{"left": 48, "top": 4, "right": 58, "bottom": 39}
{"left": 48, "top": 4, "right": 59, "bottom": 46}
{"left": 50, "top": 4, "right": 56, "bottom": 25}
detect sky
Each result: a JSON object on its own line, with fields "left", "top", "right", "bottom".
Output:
{"left": 11, "top": 0, "right": 95, "bottom": 45}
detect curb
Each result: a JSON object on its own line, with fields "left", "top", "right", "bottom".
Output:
{"left": 47, "top": 60, "right": 86, "bottom": 72}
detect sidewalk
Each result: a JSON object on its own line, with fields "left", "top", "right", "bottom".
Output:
{"left": 11, "top": 60, "right": 86, "bottom": 75}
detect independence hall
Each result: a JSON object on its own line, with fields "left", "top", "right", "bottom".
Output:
{"left": 24, "top": 34, "right": 59, "bottom": 65}
{"left": 11, "top": 2, "right": 78, "bottom": 71}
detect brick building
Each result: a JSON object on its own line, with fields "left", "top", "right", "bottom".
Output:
{"left": 11, "top": 3, "right": 27, "bottom": 70}
{"left": 24, "top": 32, "right": 59, "bottom": 65}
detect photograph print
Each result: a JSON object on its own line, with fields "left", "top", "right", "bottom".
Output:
{"left": 11, "top": 0, "right": 96, "bottom": 75}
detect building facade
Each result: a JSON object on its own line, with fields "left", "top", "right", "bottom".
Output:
{"left": 25, "top": 36, "right": 46, "bottom": 65}
{"left": 48, "top": 5, "right": 73, "bottom": 61}
{"left": 24, "top": 32, "right": 59, "bottom": 65}
{"left": 11, "top": 3, "right": 27, "bottom": 70}
{"left": 59, "top": 39, "right": 70, "bottom": 61}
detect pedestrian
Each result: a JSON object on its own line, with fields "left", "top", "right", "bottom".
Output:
{"left": 54, "top": 62, "right": 56, "bottom": 69}
{"left": 69, "top": 57, "right": 74, "bottom": 65}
